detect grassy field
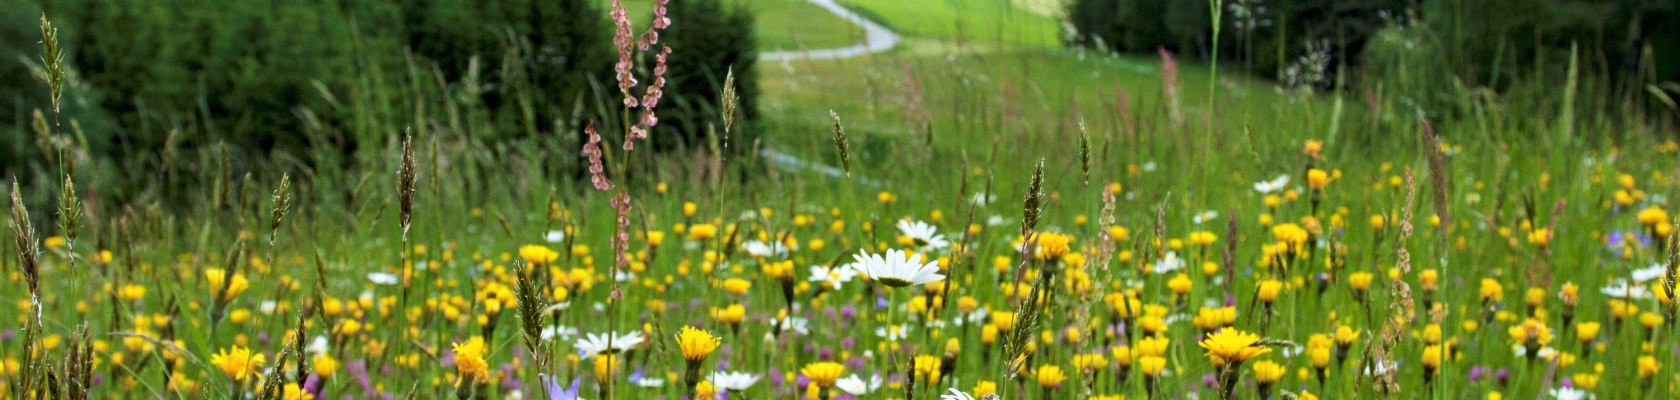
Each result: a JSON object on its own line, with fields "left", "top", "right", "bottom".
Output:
{"left": 2, "top": 1, "right": 1678, "bottom": 400}
{"left": 837, "top": 0, "right": 1063, "bottom": 47}
{"left": 608, "top": 0, "right": 865, "bottom": 51}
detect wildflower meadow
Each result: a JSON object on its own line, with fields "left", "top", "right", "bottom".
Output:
{"left": 3, "top": 1, "right": 1679, "bottom": 399}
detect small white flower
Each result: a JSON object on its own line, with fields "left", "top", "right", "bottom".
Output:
{"left": 1152, "top": 252, "right": 1185, "bottom": 274}
{"left": 541, "top": 325, "right": 578, "bottom": 342}
{"left": 986, "top": 215, "right": 1010, "bottom": 227}
{"left": 1361, "top": 359, "right": 1397, "bottom": 376}
{"left": 1600, "top": 279, "right": 1650, "bottom": 299}
{"left": 708, "top": 371, "right": 760, "bottom": 391}
{"left": 876, "top": 324, "right": 912, "bottom": 341}
{"left": 1511, "top": 345, "right": 1556, "bottom": 358}
{"left": 850, "top": 249, "right": 945, "bottom": 288}
{"left": 632, "top": 375, "right": 665, "bottom": 387}
{"left": 1253, "top": 174, "right": 1290, "bottom": 194}
{"left": 306, "top": 335, "right": 330, "bottom": 355}
{"left": 574, "top": 331, "right": 644, "bottom": 358}
{"left": 953, "top": 308, "right": 990, "bottom": 327}
{"left": 1632, "top": 263, "right": 1667, "bottom": 282}
{"left": 897, "top": 220, "right": 950, "bottom": 250}
{"left": 1142, "top": 161, "right": 1158, "bottom": 172}
{"left": 771, "top": 315, "right": 810, "bottom": 336}
{"left": 1192, "top": 210, "right": 1220, "bottom": 224}
{"left": 545, "top": 230, "right": 566, "bottom": 243}
{"left": 368, "top": 272, "right": 399, "bottom": 285}
{"left": 259, "top": 300, "right": 278, "bottom": 314}
{"left": 808, "top": 265, "right": 859, "bottom": 291}
{"left": 835, "top": 374, "right": 883, "bottom": 395}
{"left": 970, "top": 192, "right": 996, "bottom": 206}
{"left": 1280, "top": 344, "right": 1305, "bottom": 358}
{"left": 940, "top": 388, "right": 978, "bottom": 400}
{"left": 742, "top": 240, "right": 791, "bottom": 258}
{"left": 1549, "top": 387, "right": 1590, "bottom": 400}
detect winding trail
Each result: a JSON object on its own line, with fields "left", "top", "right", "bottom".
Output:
{"left": 756, "top": 0, "right": 897, "bottom": 187}
{"left": 759, "top": 0, "right": 901, "bottom": 61}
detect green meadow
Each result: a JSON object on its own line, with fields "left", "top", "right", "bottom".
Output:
{"left": 2, "top": 1, "right": 1677, "bottom": 399}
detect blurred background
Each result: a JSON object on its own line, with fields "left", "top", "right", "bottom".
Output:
{"left": 1, "top": 0, "right": 1677, "bottom": 203}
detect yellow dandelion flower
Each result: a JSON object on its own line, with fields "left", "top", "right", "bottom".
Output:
{"left": 1199, "top": 329, "right": 1271, "bottom": 366}
{"left": 206, "top": 268, "right": 249, "bottom": 302}
{"left": 1251, "top": 360, "right": 1286, "bottom": 384}
{"left": 209, "top": 344, "right": 265, "bottom": 382}
{"left": 451, "top": 336, "right": 490, "bottom": 386}
{"left": 1034, "top": 364, "right": 1067, "bottom": 389}
{"left": 674, "top": 326, "right": 720, "bottom": 362}
{"left": 801, "top": 361, "right": 844, "bottom": 388}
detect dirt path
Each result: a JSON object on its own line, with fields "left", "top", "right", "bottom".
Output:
{"left": 759, "top": 0, "right": 900, "bottom": 61}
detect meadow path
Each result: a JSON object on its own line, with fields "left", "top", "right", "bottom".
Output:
{"left": 759, "top": 0, "right": 901, "bottom": 61}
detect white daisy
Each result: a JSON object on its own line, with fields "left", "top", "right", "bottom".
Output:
{"left": 835, "top": 374, "right": 883, "bottom": 395}
{"left": 632, "top": 375, "right": 665, "bottom": 387}
{"left": 986, "top": 215, "right": 1010, "bottom": 227}
{"left": 1549, "top": 387, "right": 1589, "bottom": 400}
{"left": 1192, "top": 210, "right": 1220, "bottom": 224}
{"left": 1632, "top": 263, "right": 1668, "bottom": 282}
{"left": 574, "top": 331, "right": 644, "bottom": 358}
{"left": 876, "top": 324, "right": 912, "bottom": 341}
{"left": 897, "top": 220, "right": 951, "bottom": 250}
{"left": 259, "top": 300, "right": 278, "bottom": 314}
{"left": 742, "top": 240, "right": 791, "bottom": 258}
{"left": 1152, "top": 251, "right": 1185, "bottom": 274}
{"left": 1253, "top": 174, "right": 1290, "bottom": 194}
{"left": 953, "top": 308, "right": 989, "bottom": 327}
{"left": 368, "top": 272, "right": 400, "bottom": 285}
{"left": 1600, "top": 279, "right": 1650, "bottom": 299}
{"left": 941, "top": 388, "right": 978, "bottom": 400}
{"left": 540, "top": 325, "right": 578, "bottom": 342}
{"left": 1164, "top": 313, "right": 1189, "bottom": 327}
{"left": 1280, "top": 344, "right": 1305, "bottom": 358}
{"left": 708, "top": 371, "right": 760, "bottom": 391}
{"left": 850, "top": 249, "right": 945, "bottom": 288}
{"left": 1361, "top": 359, "right": 1398, "bottom": 376}
{"left": 808, "top": 265, "right": 859, "bottom": 291}
{"left": 545, "top": 230, "right": 566, "bottom": 243}
{"left": 306, "top": 335, "right": 330, "bottom": 355}
{"left": 1511, "top": 345, "right": 1557, "bottom": 358}
{"left": 771, "top": 315, "right": 809, "bottom": 336}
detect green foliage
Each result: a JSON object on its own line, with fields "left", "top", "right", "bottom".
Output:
{"left": 1360, "top": 24, "right": 1457, "bottom": 117}
{"left": 657, "top": 0, "right": 758, "bottom": 150}
{"left": 405, "top": 0, "right": 615, "bottom": 140}
{"left": 0, "top": 0, "right": 781, "bottom": 200}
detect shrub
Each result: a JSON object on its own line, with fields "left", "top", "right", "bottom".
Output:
{"left": 657, "top": 0, "right": 758, "bottom": 151}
